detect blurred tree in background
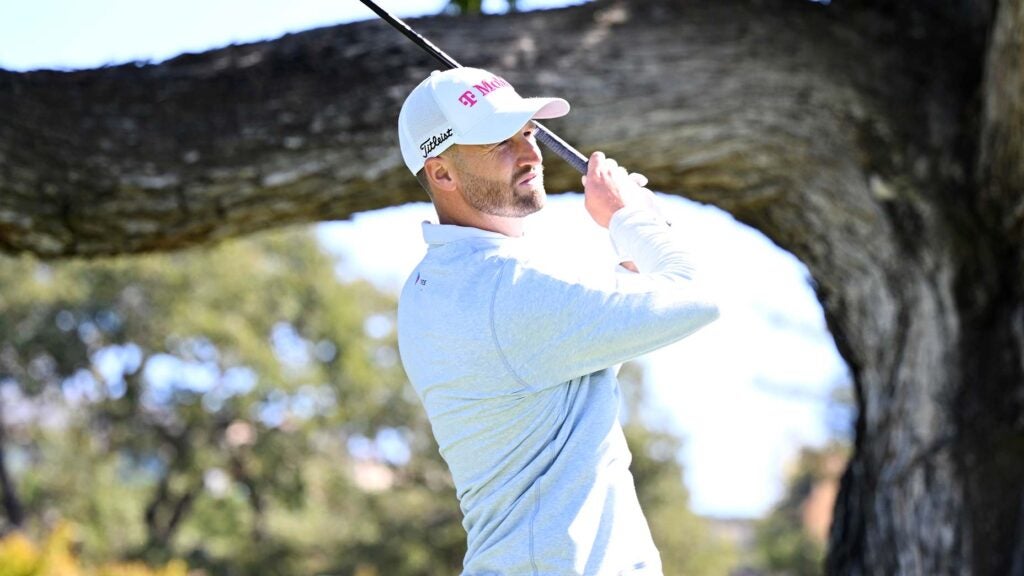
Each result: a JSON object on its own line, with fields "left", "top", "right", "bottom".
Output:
{"left": 445, "top": 0, "right": 518, "bottom": 16}
{"left": 753, "top": 443, "right": 851, "bottom": 576}
{"left": 0, "top": 229, "right": 731, "bottom": 575}
{"left": 0, "top": 227, "right": 459, "bottom": 574}
{"left": 0, "top": 521, "right": 187, "bottom": 576}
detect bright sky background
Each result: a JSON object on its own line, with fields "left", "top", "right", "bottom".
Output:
{"left": 0, "top": 0, "right": 850, "bottom": 518}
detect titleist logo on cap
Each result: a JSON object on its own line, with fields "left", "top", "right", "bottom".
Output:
{"left": 456, "top": 76, "right": 511, "bottom": 107}
{"left": 420, "top": 127, "right": 453, "bottom": 158}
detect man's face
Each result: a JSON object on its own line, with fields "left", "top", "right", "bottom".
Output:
{"left": 449, "top": 122, "right": 546, "bottom": 218}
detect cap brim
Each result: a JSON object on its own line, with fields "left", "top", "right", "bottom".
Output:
{"left": 456, "top": 97, "right": 570, "bottom": 145}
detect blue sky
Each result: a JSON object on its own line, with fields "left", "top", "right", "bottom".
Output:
{"left": 0, "top": 0, "right": 850, "bottom": 518}
{"left": 0, "top": 0, "right": 582, "bottom": 71}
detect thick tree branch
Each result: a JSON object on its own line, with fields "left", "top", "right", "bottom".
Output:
{"left": 0, "top": 0, "right": 948, "bottom": 267}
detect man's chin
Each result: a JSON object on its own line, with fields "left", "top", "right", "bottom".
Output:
{"left": 506, "top": 190, "right": 544, "bottom": 218}
{"left": 520, "top": 187, "right": 546, "bottom": 211}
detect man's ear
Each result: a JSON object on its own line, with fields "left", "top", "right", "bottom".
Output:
{"left": 424, "top": 156, "right": 457, "bottom": 193}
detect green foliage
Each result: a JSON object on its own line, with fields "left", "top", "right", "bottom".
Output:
{"left": 444, "top": 0, "right": 518, "bottom": 16}
{"left": 752, "top": 443, "right": 849, "bottom": 576}
{"left": 755, "top": 514, "right": 823, "bottom": 576}
{"left": 0, "top": 226, "right": 442, "bottom": 572}
{"left": 0, "top": 522, "right": 186, "bottom": 576}
{"left": 17, "top": 427, "right": 150, "bottom": 563}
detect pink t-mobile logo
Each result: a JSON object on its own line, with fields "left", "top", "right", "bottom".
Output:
{"left": 458, "top": 91, "right": 478, "bottom": 107}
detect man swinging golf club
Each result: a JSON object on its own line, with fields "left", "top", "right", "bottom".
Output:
{"left": 396, "top": 67, "right": 719, "bottom": 576}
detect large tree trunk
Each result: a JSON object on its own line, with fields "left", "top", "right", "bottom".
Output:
{"left": 1, "top": 0, "right": 1021, "bottom": 573}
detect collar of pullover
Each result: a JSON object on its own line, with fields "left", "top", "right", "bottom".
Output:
{"left": 421, "top": 222, "right": 526, "bottom": 248}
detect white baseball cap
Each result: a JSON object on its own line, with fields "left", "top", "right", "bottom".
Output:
{"left": 398, "top": 67, "right": 570, "bottom": 174}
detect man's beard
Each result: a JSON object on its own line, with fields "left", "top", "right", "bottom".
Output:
{"left": 458, "top": 165, "right": 546, "bottom": 218}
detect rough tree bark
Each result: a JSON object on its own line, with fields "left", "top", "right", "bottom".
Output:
{"left": 1, "top": 0, "right": 1022, "bottom": 573}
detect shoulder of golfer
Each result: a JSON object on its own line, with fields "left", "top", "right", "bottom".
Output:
{"left": 489, "top": 151, "right": 719, "bottom": 388}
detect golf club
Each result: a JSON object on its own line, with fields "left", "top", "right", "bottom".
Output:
{"left": 359, "top": 0, "right": 590, "bottom": 174}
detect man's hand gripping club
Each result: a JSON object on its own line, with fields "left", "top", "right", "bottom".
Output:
{"left": 581, "top": 152, "right": 661, "bottom": 273}
{"left": 581, "top": 152, "right": 658, "bottom": 229}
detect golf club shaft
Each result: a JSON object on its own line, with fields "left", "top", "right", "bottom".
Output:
{"left": 359, "top": 0, "right": 590, "bottom": 174}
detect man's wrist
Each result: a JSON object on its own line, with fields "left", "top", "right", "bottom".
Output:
{"left": 608, "top": 206, "right": 671, "bottom": 263}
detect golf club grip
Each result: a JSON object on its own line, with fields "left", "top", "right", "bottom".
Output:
{"left": 534, "top": 122, "right": 589, "bottom": 175}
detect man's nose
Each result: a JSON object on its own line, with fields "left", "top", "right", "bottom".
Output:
{"left": 514, "top": 133, "right": 543, "bottom": 166}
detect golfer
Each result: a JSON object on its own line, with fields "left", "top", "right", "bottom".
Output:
{"left": 396, "top": 67, "right": 719, "bottom": 576}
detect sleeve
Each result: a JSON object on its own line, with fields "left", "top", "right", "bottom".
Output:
{"left": 489, "top": 206, "right": 720, "bottom": 389}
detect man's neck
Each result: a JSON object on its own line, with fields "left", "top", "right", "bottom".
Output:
{"left": 438, "top": 211, "right": 525, "bottom": 238}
